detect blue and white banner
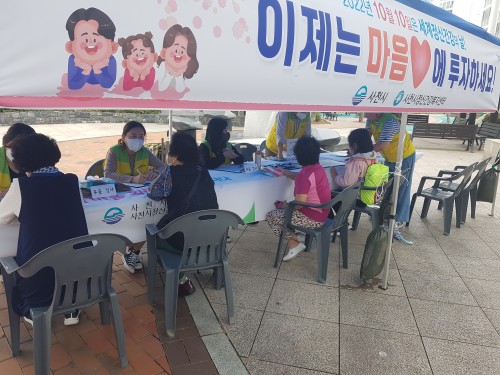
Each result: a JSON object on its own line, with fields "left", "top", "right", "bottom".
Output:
{"left": 0, "top": 0, "right": 499, "bottom": 112}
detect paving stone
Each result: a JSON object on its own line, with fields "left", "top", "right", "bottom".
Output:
{"left": 410, "top": 298, "right": 500, "bottom": 347}
{"left": 435, "top": 235, "right": 499, "bottom": 259}
{"left": 251, "top": 312, "right": 339, "bottom": 373}
{"left": 202, "top": 333, "right": 248, "bottom": 375}
{"left": 340, "top": 325, "right": 432, "bottom": 375}
{"left": 340, "top": 290, "right": 418, "bottom": 334}
{"left": 204, "top": 272, "right": 274, "bottom": 310}
{"left": 339, "top": 266, "right": 406, "bottom": 297}
{"left": 211, "top": 303, "right": 263, "bottom": 357}
{"left": 462, "top": 278, "right": 500, "bottom": 309}
{"left": 483, "top": 308, "right": 500, "bottom": 333}
{"left": 246, "top": 358, "right": 331, "bottom": 375}
{"left": 228, "top": 247, "right": 279, "bottom": 278}
{"left": 266, "top": 279, "right": 339, "bottom": 322}
{"left": 448, "top": 256, "right": 500, "bottom": 281}
{"left": 423, "top": 337, "right": 500, "bottom": 375}
{"left": 277, "top": 256, "right": 340, "bottom": 287}
{"left": 234, "top": 231, "right": 280, "bottom": 253}
{"left": 400, "top": 270, "right": 477, "bottom": 306}
{"left": 185, "top": 278, "right": 222, "bottom": 336}
{"left": 392, "top": 248, "right": 458, "bottom": 276}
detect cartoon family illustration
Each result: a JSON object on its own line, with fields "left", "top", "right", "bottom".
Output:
{"left": 62, "top": 7, "right": 199, "bottom": 97}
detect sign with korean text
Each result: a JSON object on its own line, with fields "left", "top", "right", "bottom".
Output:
{"left": 0, "top": 0, "right": 499, "bottom": 112}
{"left": 90, "top": 183, "right": 117, "bottom": 199}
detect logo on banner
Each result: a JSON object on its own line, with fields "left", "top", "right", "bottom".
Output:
{"left": 352, "top": 86, "right": 367, "bottom": 106}
{"left": 393, "top": 91, "right": 405, "bottom": 106}
{"left": 103, "top": 207, "right": 125, "bottom": 225}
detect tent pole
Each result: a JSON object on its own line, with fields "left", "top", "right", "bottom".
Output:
{"left": 168, "top": 110, "right": 173, "bottom": 143}
{"left": 380, "top": 112, "right": 408, "bottom": 290}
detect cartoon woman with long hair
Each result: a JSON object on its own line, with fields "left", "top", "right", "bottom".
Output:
{"left": 157, "top": 24, "right": 199, "bottom": 93}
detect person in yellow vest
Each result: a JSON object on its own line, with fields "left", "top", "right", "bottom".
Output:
{"left": 365, "top": 113, "right": 415, "bottom": 244}
{"left": 104, "top": 121, "right": 164, "bottom": 184}
{"left": 0, "top": 123, "right": 36, "bottom": 201}
{"left": 265, "top": 112, "right": 311, "bottom": 158}
{"left": 199, "top": 117, "right": 244, "bottom": 169}
{"left": 104, "top": 121, "right": 164, "bottom": 272}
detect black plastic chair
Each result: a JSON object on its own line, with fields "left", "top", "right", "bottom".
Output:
{"left": 0, "top": 234, "right": 130, "bottom": 373}
{"left": 146, "top": 209, "right": 243, "bottom": 338}
{"left": 85, "top": 159, "right": 105, "bottom": 178}
{"left": 234, "top": 143, "right": 257, "bottom": 162}
{"left": 273, "top": 184, "right": 359, "bottom": 283}
{"left": 407, "top": 163, "right": 476, "bottom": 235}
{"left": 436, "top": 158, "right": 491, "bottom": 223}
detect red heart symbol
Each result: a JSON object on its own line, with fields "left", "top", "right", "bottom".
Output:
{"left": 410, "top": 37, "right": 431, "bottom": 89}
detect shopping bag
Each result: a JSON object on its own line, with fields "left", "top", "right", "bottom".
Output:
{"left": 147, "top": 165, "right": 172, "bottom": 201}
{"left": 360, "top": 225, "right": 389, "bottom": 281}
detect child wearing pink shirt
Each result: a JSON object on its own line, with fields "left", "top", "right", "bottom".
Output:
{"left": 266, "top": 136, "right": 331, "bottom": 261}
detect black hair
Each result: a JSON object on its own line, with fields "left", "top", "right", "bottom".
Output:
{"left": 294, "top": 136, "right": 320, "bottom": 166}
{"left": 66, "top": 8, "right": 116, "bottom": 41}
{"left": 169, "top": 132, "right": 199, "bottom": 164}
{"left": 347, "top": 128, "right": 373, "bottom": 154}
{"left": 2, "top": 123, "right": 35, "bottom": 146}
{"left": 10, "top": 133, "right": 61, "bottom": 172}
{"left": 205, "top": 117, "right": 229, "bottom": 153}
{"left": 118, "top": 121, "right": 146, "bottom": 145}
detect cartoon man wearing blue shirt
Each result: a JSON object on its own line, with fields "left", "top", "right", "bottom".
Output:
{"left": 65, "top": 8, "right": 118, "bottom": 90}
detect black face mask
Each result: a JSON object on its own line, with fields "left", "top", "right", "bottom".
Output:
{"left": 222, "top": 132, "right": 230, "bottom": 143}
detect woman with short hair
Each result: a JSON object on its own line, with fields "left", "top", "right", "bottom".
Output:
{"left": 266, "top": 136, "right": 331, "bottom": 261}
{"left": 0, "top": 133, "right": 88, "bottom": 325}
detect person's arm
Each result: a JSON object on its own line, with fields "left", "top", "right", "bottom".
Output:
{"left": 276, "top": 113, "right": 288, "bottom": 158}
{"left": 373, "top": 116, "right": 399, "bottom": 152}
{"left": 94, "top": 56, "right": 117, "bottom": 89}
{"left": 276, "top": 168, "right": 298, "bottom": 180}
{"left": 67, "top": 55, "right": 89, "bottom": 90}
{"left": 230, "top": 145, "right": 244, "bottom": 165}
{"left": 293, "top": 171, "right": 310, "bottom": 210}
{"left": 0, "top": 179, "right": 21, "bottom": 224}
{"left": 373, "top": 141, "right": 391, "bottom": 152}
{"left": 103, "top": 148, "right": 134, "bottom": 183}
{"left": 333, "top": 160, "right": 362, "bottom": 188}
{"left": 199, "top": 143, "right": 226, "bottom": 169}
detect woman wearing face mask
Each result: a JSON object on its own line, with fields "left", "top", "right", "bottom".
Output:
{"left": 0, "top": 123, "right": 36, "bottom": 201}
{"left": 199, "top": 117, "right": 244, "bottom": 169}
{"left": 104, "top": 121, "right": 164, "bottom": 184}
{"left": 265, "top": 112, "right": 312, "bottom": 158}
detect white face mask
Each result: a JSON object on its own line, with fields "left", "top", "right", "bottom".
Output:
{"left": 296, "top": 112, "right": 307, "bottom": 120}
{"left": 5, "top": 148, "right": 13, "bottom": 161}
{"left": 125, "top": 138, "right": 144, "bottom": 152}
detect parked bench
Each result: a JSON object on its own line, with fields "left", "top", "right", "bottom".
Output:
{"left": 476, "top": 122, "right": 500, "bottom": 150}
{"left": 412, "top": 123, "right": 478, "bottom": 151}
{"left": 407, "top": 114, "right": 429, "bottom": 124}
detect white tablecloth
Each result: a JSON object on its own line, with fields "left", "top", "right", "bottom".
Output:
{"left": 1, "top": 151, "right": 399, "bottom": 257}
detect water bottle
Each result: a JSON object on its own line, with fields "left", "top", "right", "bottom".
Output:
{"left": 254, "top": 150, "right": 262, "bottom": 169}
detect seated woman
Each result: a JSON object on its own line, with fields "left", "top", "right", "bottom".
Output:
{"left": 330, "top": 128, "right": 377, "bottom": 191}
{"left": 156, "top": 132, "right": 219, "bottom": 296}
{"left": 266, "top": 136, "right": 331, "bottom": 261}
{"left": 104, "top": 121, "right": 164, "bottom": 184}
{"left": 199, "top": 117, "right": 244, "bottom": 169}
{"left": 0, "top": 133, "right": 88, "bottom": 326}
{"left": 104, "top": 121, "right": 164, "bottom": 272}
{"left": 0, "top": 123, "right": 35, "bottom": 200}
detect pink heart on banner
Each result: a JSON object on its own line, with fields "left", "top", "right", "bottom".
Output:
{"left": 410, "top": 36, "right": 431, "bottom": 89}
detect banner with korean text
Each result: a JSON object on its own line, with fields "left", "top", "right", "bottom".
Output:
{"left": 0, "top": 0, "right": 499, "bottom": 112}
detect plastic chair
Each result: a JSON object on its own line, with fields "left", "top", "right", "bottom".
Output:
{"left": 85, "top": 159, "right": 105, "bottom": 178}
{"left": 259, "top": 140, "right": 267, "bottom": 153}
{"left": 351, "top": 169, "right": 410, "bottom": 231}
{"left": 0, "top": 234, "right": 130, "bottom": 373}
{"left": 145, "top": 209, "right": 243, "bottom": 338}
{"left": 273, "top": 184, "right": 359, "bottom": 283}
{"left": 407, "top": 163, "right": 476, "bottom": 235}
{"left": 436, "top": 158, "right": 491, "bottom": 223}
{"left": 234, "top": 143, "right": 257, "bottom": 162}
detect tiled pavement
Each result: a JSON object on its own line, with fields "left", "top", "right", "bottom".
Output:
{"left": 1, "top": 121, "right": 500, "bottom": 374}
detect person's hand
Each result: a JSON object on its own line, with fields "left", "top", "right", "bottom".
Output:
{"left": 92, "top": 58, "right": 110, "bottom": 74}
{"left": 74, "top": 58, "right": 92, "bottom": 75}
{"left": 131, "top": 173, "right": 148, "bottom": 184}
{"left": 145, "top": 170, "right": 159, "bottom": 180}
{"left": 223, "top": 149, "right": 238, "bottom": 159}
{"left": 330, "top": 167, "right": 338, "bottom": 178}
{"left": 277, "top": 150, "right": 284, "bottom": 159}
{"left": 275, "top": 167, "right": 286, "bottom": 177}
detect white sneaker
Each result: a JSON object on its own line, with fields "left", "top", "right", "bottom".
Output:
{"left": 283, "top": 243, "right": 306, "bottom": 261}
{"left": 64, "top": 310, "right": 81, "bottom": 326}
{"left": 133, "top": 252, "right": 143, "bottom": 270}
{"left": 122, "top": 252, "right": 136, "bottom": 274}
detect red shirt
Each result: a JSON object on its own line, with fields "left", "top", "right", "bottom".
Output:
{"left": 294, "top": 163, "right": 331, "bottom": 222}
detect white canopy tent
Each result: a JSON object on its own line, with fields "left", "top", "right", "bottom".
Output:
{"left": 1, "top": 0, "right": 500, "bottom": 286}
